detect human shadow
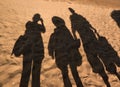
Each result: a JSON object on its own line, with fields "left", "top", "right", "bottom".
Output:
{"left": 69, "top": 7, "right": 111, "bottom": 87}
{"left": 111, "top": 10, "right": 120, "bottom": 28}
{"left": 48, "top": 16, "right": 83, "bottom": 87}
{"left": 96, "top": 32, "right": 120, "bottom": 80}
{"left": 12, "top": 13, "right": 46, "bottom": 87}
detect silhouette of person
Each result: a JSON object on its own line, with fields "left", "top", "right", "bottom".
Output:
{"left": 69, "top": 7, "right": 111, "bottom": 87}
{"left": 19, "top": 13, "right": 46, "bottom": 87}
{"left": 96, "top": 32, "right": 120, "bottom": 80}
{"left": 111, "top": 10, "right": 120, "bottom": 28}
{"left": 48, "top": 16, "right": 83, "bottom": 87}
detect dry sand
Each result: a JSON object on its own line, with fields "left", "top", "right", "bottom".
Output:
{"left": 0, "top": 0, "right": 120, "bottom": 87}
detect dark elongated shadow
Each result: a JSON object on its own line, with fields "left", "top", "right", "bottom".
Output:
{"left": 111, "top": 10, "right": 120, "bottom": 28}
{"left": 69, "top": 7, "right": 111, "bottom": 87}
{"left": 96, "top": 32, "right": 120, "bottom": 80}
{"left": 12, "top": 13, "right": 46, "bottom": 87}
{"left": 48, "top": 16, "right": 83, "bottom": 87}
{"left": 20, "top": 13, "right": 46, "bottom": 87}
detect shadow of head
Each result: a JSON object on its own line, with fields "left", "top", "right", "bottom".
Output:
{"left": 111, "top": 10, "right": 120, "bottom": 28}
{"left": 32, "top": 13, "right": 41, "bottom": 22}
{"left": 52, "top": 16, "right": 65, "bottom": 27}
{"left": 68, "top": 7, "right": 75, "bottom": 14}
{"left": 25, "top": 21, "right": 32, "bottom": 29}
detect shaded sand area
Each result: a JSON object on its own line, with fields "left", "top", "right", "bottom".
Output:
{"left": 0, "top": 0, "right": 120, "bottom": 87}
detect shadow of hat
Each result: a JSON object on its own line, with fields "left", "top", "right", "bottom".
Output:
{"left": 32, "top": 13, "right": 41, "bottom": 22}
{"left": 52, "top": 16, "right": 65, "bottom": 27}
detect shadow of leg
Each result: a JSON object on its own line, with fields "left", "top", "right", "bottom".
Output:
{"left": 70, "top": 65, "right": 83, "bottom": 87}
{"left": 32, "top": 60, "right": 42, "bottom": 87}
{"left": 99, "top": 71, "right": 111, "bottom": 87}
{"left": 86, "top": 54, "right": 111, "bottom": 87}
{"left": 106, "top": 63, "right": 120, "bottom": 80}
{"left": 60, "top": 66, "right": 72, "bottom": 87}
{"left": 20, "top": 61, "right": 32, "bottom": 87}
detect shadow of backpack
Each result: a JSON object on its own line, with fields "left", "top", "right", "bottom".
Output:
{"left": 11, "top": 35, "right": 27, "bottom": 57}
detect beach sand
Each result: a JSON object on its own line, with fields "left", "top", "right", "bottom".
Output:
{"left": 0, "top": 0, "right": 120, "bottom": 87}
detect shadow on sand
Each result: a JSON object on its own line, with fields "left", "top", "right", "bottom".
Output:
{"left": 48, "top": 16, "right": 83, "bottom": 87}
{"left": 111, "top": 10, "right": 120, "bottom": 28}
{"left": 12, "top": 13, "right": 46, "bottom": 87}
{"left": 69, "top": 7, "right": 120, "bottom": 87}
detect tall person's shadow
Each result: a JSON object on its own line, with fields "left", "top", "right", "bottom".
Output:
{"left": 11, "top": 13, "right": 46, "bottom": 87}
{"left": 69, "top": 7, "right": 111, "bottom": 87}
{"left": 48, "top": 16, "right": 83, "bottom": 87}
{"left": 111, "top": 10, "right": 120, "bottom": 28}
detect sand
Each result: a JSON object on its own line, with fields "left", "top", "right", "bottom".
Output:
{"left": 0, "top": 0, "right": 120, "bottom": 87}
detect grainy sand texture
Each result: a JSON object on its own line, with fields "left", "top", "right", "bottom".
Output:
{"left": 0, "top": 0, "right": 120, "bottom": 87}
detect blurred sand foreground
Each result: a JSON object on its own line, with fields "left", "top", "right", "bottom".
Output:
{"left": 0, "top": 0, "right": 120, "bottom": 87}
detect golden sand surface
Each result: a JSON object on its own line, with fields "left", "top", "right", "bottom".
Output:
{"left": 0, "top": 0, "right": 120, "bottom": 87}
